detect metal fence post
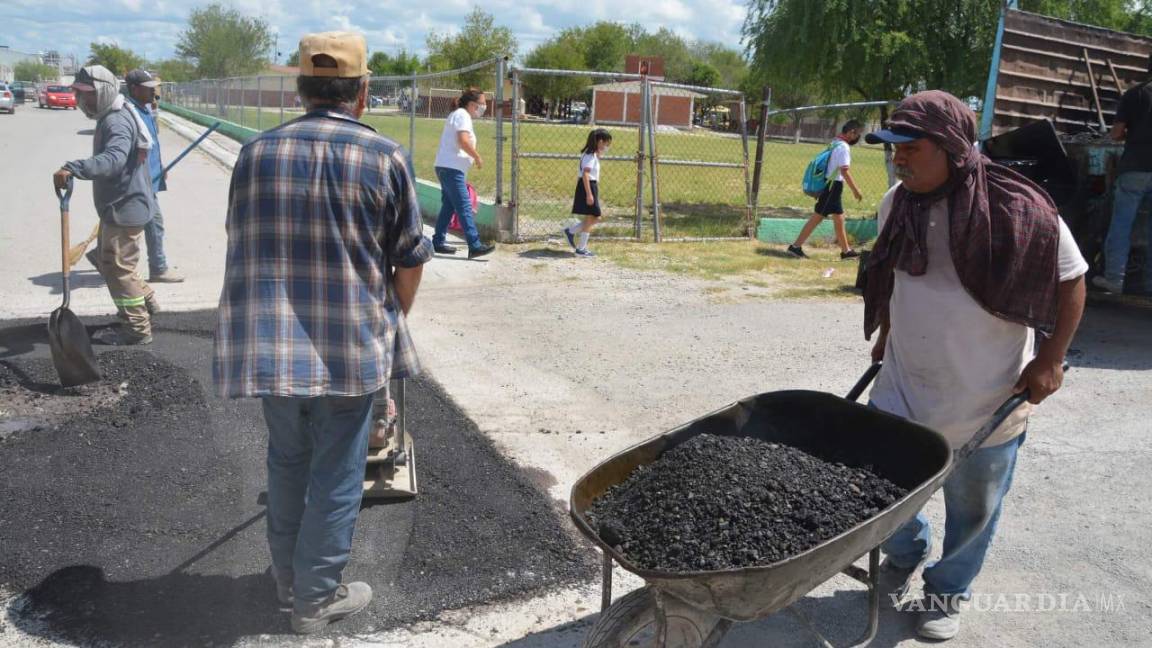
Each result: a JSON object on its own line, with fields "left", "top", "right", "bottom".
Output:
{"left": 645, "top": 77, "right": 661, "bottom": 243}
{"left": 495, "top": 57, "right": 506, "bottom": 204}
{"left": 738, "top": 93, "right": 753, "bottom": 239}
{"left": 409, "top": 74, "right": 417, "bottom": 167}
{"left": 751, "top": 86, "right": 771, "bottom": 221}
{"left": 257, "top": 75, "right": 262, "bottom": 131}
{"left": 279, "top": 75, "right": 285, "bottom": 125}
{"left": 634, "top": 83, "right": 646, "bottom": 240}
{"left": 510, "top": 69, "right": 521, "bottom": 239}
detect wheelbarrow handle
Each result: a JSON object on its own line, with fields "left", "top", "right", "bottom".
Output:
{"left": 845, "top": 362, "right": 882, "bottom": 403}
{"left": 55, "top": 175, "right": 73, "bottom": 211}
{"left": 955, "top": 362, "right": 1071, "bottom": 462}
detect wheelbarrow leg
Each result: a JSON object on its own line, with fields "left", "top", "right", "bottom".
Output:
{"left": 601, "top": 550, "right": 614, "bottom": 612}
{"left": 788, "top": 547, "right": 882, "bottom": 648}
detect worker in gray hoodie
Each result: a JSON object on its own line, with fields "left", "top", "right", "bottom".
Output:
{"left": 53, "top": 65, "right": 158, "bottom": 345}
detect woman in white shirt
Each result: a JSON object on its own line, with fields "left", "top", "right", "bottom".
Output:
{"left": 432, "top": 88, "right": 494, "bottom": 259}
{"left": 563, "top": 128, "right": 613, "bottom": 257}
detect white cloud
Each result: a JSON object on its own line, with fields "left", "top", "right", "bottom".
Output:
{"left": 0, "top": 0, "right": 749, "bottom": 64}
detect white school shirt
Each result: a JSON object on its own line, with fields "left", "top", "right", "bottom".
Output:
{"left": 578, "top": 153, "right": 600, "bottom": 181}
{"left": 869, "top": 185, "right": 1088, "bottom": 449}
{"left": 435, "top": 108, "right": 476, "bottom": 172}
{"left": 826, "top": 139, "right": 851, "bottom": 182}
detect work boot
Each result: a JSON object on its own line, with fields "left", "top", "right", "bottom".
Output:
{"left": 86, "top": 249, "right": 100, "bottom": 270}
{"left": 878, "top": 557, "right": 920, "bottom": 604}
{"left": 1091, "top": 275, "right": 1123, "bottom": 294}
{"left": 291, "top": 582, "right": 372, "bottom": 635}
{"left": 433, "top": 243, "right": 457, "bottom": 255}
{"left": 149, "top": 268, "right": 185, "bottom": 283}
{"left": 916, "top": 595, "right": 962, "bottom": 640}
{"left": 468, "top": 244, "right": 495, "bottom": 259}
{"left": 92, "top": 327, "right": 152, "bottom": 346}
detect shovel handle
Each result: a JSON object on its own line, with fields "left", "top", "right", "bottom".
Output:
{"left": 55, "top": 174, "right": 73, "bottom": 211}
{"left": 57, "top": 176, "right": 73, "bottom": 308}
{"left": 845, "top": 362, "right": 883, "bottom": 403}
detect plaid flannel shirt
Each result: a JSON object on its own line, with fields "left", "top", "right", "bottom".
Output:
{"left": 213, "top": 108, "right": 433, "bottom": 398}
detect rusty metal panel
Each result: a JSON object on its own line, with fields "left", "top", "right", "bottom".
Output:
{"left": 992, "top": 9, "right": 1152, "bottom": 136}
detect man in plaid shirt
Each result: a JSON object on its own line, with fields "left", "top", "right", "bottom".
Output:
{"left": 213, "top": 32, "right": 432, "bottom": 634}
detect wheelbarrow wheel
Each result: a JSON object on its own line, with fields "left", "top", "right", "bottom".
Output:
{"left": 583, "top": 586, "right": 730, "bottom": 648}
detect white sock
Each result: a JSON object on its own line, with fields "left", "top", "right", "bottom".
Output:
{"left": 566, "top": 223, "right": 581, "bottom": 234}
{"left": 578, "top": 232, "right": 590, "bottom": 249}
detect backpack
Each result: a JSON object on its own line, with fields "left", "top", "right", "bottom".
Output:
{"left": 801, "top": 142, "right": 841, "bottom": 198}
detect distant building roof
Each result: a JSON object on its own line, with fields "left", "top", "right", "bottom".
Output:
{"left": 591, "top": 80, "right": 705, "bottom": 99}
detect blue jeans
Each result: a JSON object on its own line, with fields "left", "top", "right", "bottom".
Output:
{"left": 261, "top": 393, "right": 374, "bottom": 604}
{"left": 882, "top": 433, "right": 1025, "bottom": 598}
{"left": 1105, "top": 171, "right": 1152, "bottom": 288}
{"left": 433, "top": 166, "right": 482, "bottom": 250}
{"left": 144, "top": 200, "right": 167, "bottom": 274}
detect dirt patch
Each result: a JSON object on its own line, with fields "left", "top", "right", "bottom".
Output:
{"left": 587, "top": 434, "right": 907, "bottom": 572}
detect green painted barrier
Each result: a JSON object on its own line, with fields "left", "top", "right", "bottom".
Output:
{"left": 159, "top": 102, "right": 260, "bottom": 143}
{"left": 756, "top": 217, "right": 878, "bottom": 245}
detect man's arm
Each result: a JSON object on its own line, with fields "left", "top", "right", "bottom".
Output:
{"left": 393, "top": 266, "right": 423, "bottom": 315}
{"left": 842, "top": 166, "right": 863, "bottom": 201}
{"left": 1014, "top": 275, "right": 1086, "bottom": 403}
{"left": 61, "top": 119, "right": 132, "bottom": 181}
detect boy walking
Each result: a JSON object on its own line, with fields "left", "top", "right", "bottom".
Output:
{"left": 788, "top": 120, "right": 864, "bottom": 259}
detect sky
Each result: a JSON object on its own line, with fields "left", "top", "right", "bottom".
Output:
{"left": 0, "top": 0, "right": 749, "bottom": 66}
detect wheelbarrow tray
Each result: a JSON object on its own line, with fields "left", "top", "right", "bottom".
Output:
{"left": 570, "top": 389, "right": 952, "bottom": 622}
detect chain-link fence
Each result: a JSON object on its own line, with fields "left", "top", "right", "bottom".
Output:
{"left": 751, "top": 100, "right": 899, "bottom": 220}
{"left": 510, "top": 68, "right": 752, "bottom": 241}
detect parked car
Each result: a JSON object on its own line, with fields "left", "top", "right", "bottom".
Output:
{"left": 6, "top": 81, "right": 27, "bottom": 104}
{"left": 0, "top": 84, "right": 16, "bottom": 113}
{"left": 39, "top": 85, "right": 76, "bottom": 110}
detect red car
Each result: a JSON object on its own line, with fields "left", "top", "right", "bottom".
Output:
{"left": 39, "top": 85, "right": 76, "bottom": 110}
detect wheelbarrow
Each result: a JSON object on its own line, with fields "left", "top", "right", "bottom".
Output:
{"left": 570, "top": 363, "right": 1039, "bottom": 647}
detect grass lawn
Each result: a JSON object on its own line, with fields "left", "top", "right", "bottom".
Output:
{"left": 188, "top": 103, "right": 890, "bottom": 239}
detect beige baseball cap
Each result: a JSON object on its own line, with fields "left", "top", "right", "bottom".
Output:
{"left": 298, "top": 31, "right": 369, "bottom": 78}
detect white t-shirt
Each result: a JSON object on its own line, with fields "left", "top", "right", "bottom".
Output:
{"left": 826, "top": 140, "right": 851, "bottom": 182}
{"left": 578, "top": 153, "right": 600, "bottom": 181}
{"left": 434, "top": 108, "right": 476, "bottom": 172}
{"left": 869, "top": 185, "right": 1088, "bottom": 449}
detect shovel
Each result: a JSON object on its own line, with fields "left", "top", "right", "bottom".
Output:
{"left": 48, "top": 176, "right": 102, "bottom": 387}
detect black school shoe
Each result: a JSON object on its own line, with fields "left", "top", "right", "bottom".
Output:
{"left": 787, "top": 245, "right": 808, "bottom": 258}
{"left": 434, "top": 243, "right": 457, "bottom": 255}
{"left": 841, "top": 249, "right": 861, "bottom": 259}
{"left": 468, "top": 244, "right": 495, "bottom": 259}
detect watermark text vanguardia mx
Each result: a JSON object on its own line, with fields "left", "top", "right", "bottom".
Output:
{"left": 894, "top": 592, "right": 1128, "bottom": 613}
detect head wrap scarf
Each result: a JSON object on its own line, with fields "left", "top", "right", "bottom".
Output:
{"left": 75, "top": 65, "right": 152, "bottom": 152}
{"left": 862, "top": 90, "right": 1061, "bottom": 339}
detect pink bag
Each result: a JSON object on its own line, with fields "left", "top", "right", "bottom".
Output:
{"left": 449, "top": 183, "right": 479, "bottom": 232}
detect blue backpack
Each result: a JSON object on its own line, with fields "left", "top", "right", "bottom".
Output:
{"left": 802, "top": 142, "right": 840, "bottom": 198}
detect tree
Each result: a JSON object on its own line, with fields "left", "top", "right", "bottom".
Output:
{"left": 686, "top": 62, "right": 721, "bottom": 88}
{"left": 425, "top": 7, "right": 516, "bottom": 87}
{"left": 696, "top": 43, "right": 749, "bottom": 90}
{"left": 286, "top": 49, "right": 299, "bottom": 67}
{"left": 87, "top": 42, "right": 146, "bottom": 77}
{"left": 578, "top": 22, "right": 636, "bottom": 72}
{"left": 151, "top": 59, "right": 197, "bottom": 83}
{"left": 176, "top": 3, "right": 274, "bottom": 78}
{"left": 1021, "top": 0, "right": 1152, "bottom": 34}
{"left": 523, "top": 35, "right": 590, "bottom": 118}
{"left": 631, "top": 27, "right": 694, "bottom": 83}
{"left": 368, "top": 50, "right": 421, "bottom": 76}
{"left": 14, "top": 61, "right": 59, "bottom": 82}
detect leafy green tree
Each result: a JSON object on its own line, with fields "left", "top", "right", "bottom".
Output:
{"left": 1021, "top": 0, "right": 1152, "bottom": 34}
{"left": 14, "top": 61, "right": 59, "bottom": 82}
{"left": 368, "top": 50, "right": 421, "bottom": 76}
{"left": 425, "top": 7, "right": 516, "bottom": 87}
{"left": 286, "top": 49, "right": 300, "bottom": 67}
{"left": 523, "top": 34, "right": 590, "bottom": 118}
{"left": 87, "top": 42, "right": 146, "bottom": 77}
{"left": 578, "top": 21, "right": 636, "bottom": 72}
{"left": 631, "top": 27, "right": 694, "bottom": 82}
{"left": 176, "top": 3, "right": 274, "bottom": 78}
{"left": 151, "top": 59, "right": 197, "bottom": 83}
{"left": 686, "top": 62, "right": 722, "bottom": 88}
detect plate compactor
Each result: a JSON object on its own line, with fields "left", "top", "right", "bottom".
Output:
{"left": 363, "top": 379, "right": 417, "bottom": 499}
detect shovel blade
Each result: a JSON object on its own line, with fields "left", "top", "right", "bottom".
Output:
{"left": 48, "top": 307, "right": 102, "bottom": 387}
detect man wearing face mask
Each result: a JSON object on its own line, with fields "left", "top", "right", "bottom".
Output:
{"left": 862, "top": 91, "right": 1087, "bottom": 640}
{"left": 53, "top": 65, "right": 157, "bottom": 345}
{"left": 788, "top": 119, "right": 865, "bottom": 259}
{"left": 432, "top": 87, "right": 495, "bottom": 259}
{"left": 214, "top": 31, "right": 432, "bottom": 634}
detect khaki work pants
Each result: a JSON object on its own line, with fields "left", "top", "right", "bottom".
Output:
{"left": 96, "top": 222, "right": 153, "bottom": 336}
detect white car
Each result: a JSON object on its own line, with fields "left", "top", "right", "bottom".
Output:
{"left": 0, "top": 84, "right": 16, "bottom": 113}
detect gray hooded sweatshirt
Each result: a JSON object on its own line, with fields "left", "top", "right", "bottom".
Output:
{"left": 63, "top": 66, "right": 156, "bottom": 227}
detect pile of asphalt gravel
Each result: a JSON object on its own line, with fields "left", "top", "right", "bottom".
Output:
{"left": 587, "top": 434, "right": 907, "bottom": 572}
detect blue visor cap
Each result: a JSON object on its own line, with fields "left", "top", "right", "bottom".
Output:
{"left": 864, "top": 127, "right": 927, "bottom": 145}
